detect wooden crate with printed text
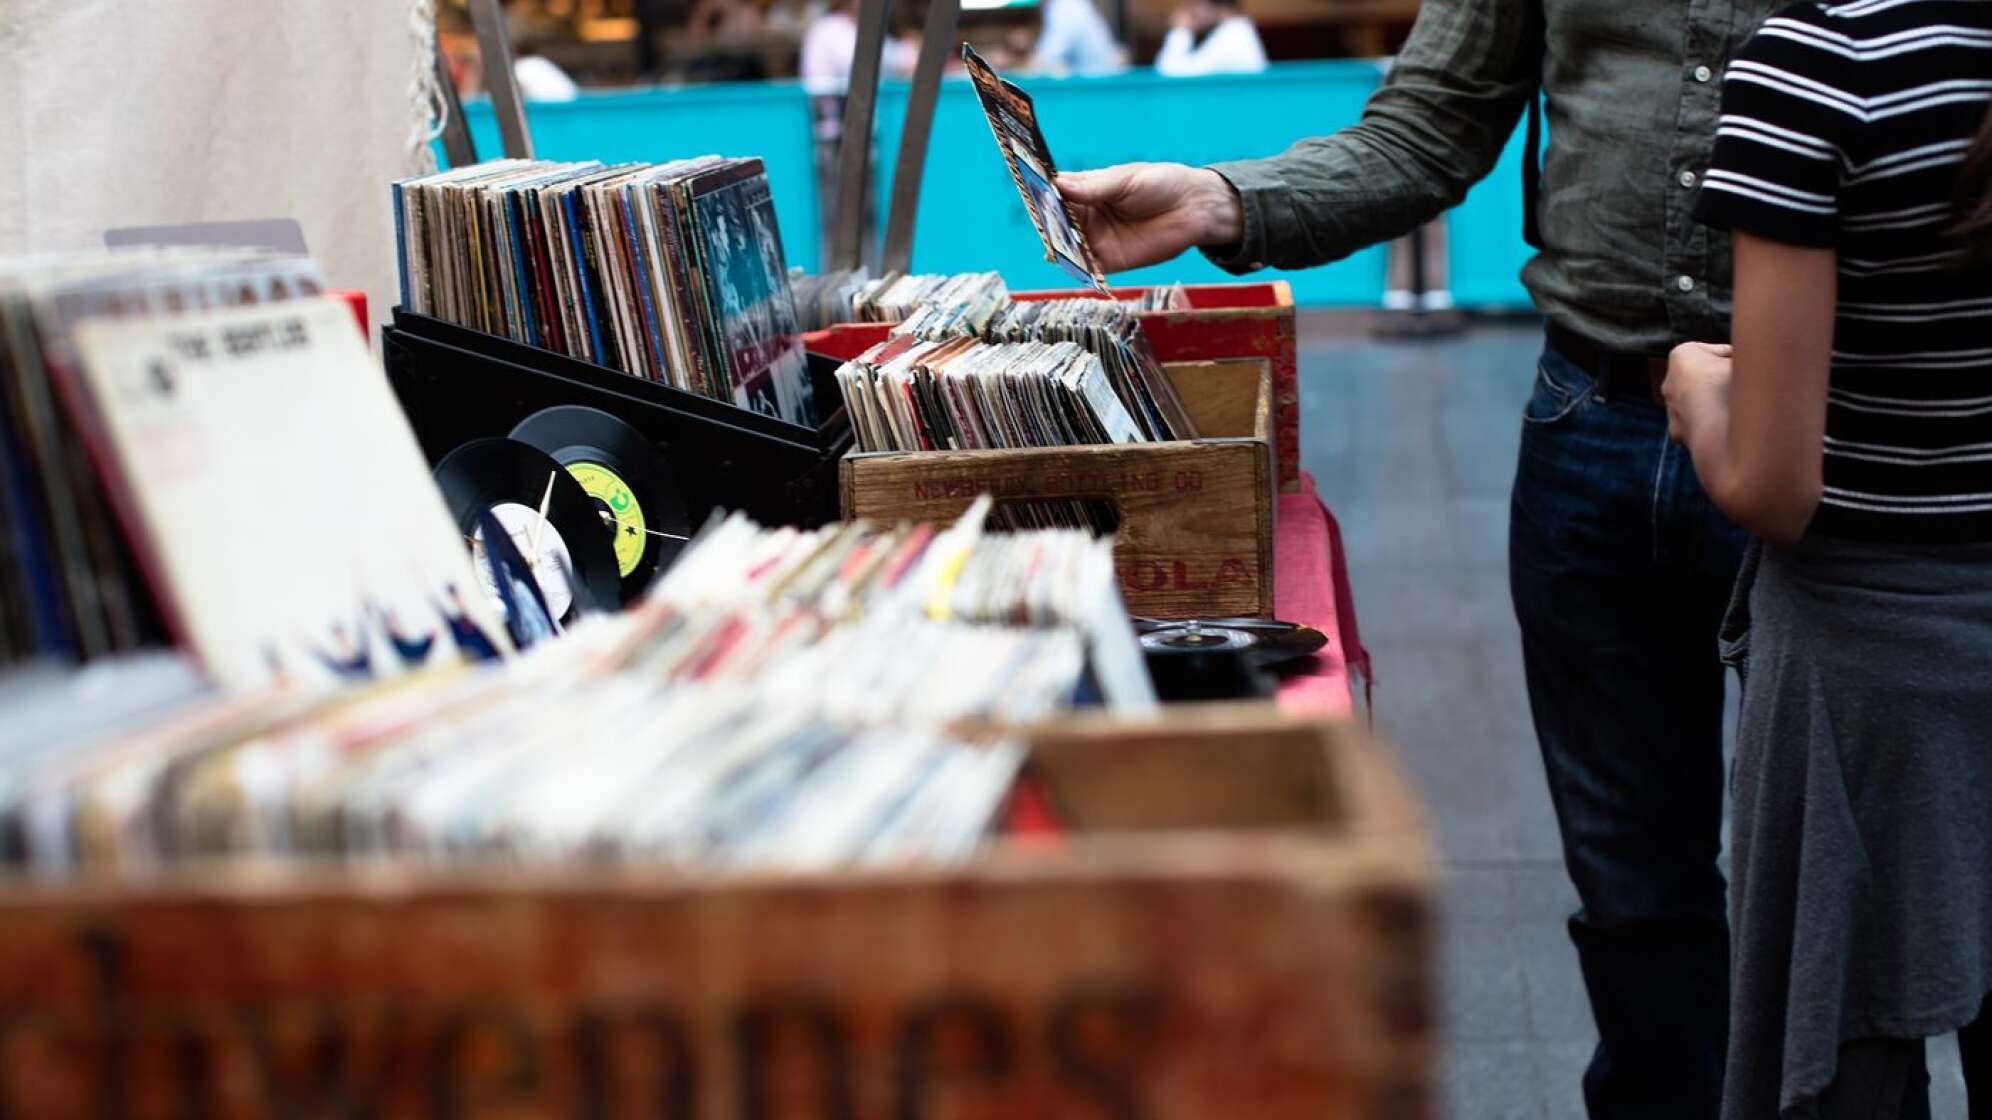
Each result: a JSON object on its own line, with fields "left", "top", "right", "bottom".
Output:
{"left": 0, "top": 708, "right": 1434, "bottom": 1119}
{"left": 807, "top": 279, "right": 1302, "bottom": 491}
{"left": 839, "top": 356, "right": 1276, "bottom": 619}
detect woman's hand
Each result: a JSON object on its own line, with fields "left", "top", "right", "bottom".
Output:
{"left": 1055, "top": 164, "right": 1245, "bottom": 273}
{"left": 1663, "top": 342, "right": 1734, "bottom": 443}
{"left": 1667, "top": 235, "right": 1833, "bottom": 544}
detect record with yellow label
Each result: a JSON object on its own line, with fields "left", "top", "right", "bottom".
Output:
{"left": 433, "top": 438, "right": 622, "bottom": 621}
{"left": 511, "top": 405, "right": 689, "bottom": 603}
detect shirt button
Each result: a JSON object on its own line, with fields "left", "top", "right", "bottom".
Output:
{"left": 1676, "top": 274, "right": 1696, "bottom": 293}
{"left": 1693, "top": 64, "right": 1714, "bottom": 83}
{"left": 1678, "top": 169, "right": 1698, "bottom": 188}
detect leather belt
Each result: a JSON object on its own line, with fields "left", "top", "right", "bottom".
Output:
{"left": 1544, "top": 323, "right": 1669, "bottom": 406}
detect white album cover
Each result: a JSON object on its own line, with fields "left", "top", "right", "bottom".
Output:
{"left": 69, "top": 298, "right": 507, "bottom": 690}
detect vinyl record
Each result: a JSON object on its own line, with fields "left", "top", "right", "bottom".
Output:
{"left": 510, "top": 405, "right": 689, "bottom": 603}
{"left": 1141, "top": 645, "right": 1275, "bottom": 703}
{"left": 1139, "top": 625, "right": 1258, "bottom": 655}
{"left": 1133, "top": 617, "right": 1328, "bottom": 668}
{"left": 433, "top": 437, "right": 620, "bottom": 620}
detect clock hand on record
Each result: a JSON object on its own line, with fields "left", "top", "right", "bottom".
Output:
{"left": 527, "top": 470, "right": 556, "bottom": 572}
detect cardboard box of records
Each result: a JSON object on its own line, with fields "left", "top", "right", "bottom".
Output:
{"left": 0, "top": 706, "right": 1433, "bottom": 1120}
{"left": 806, "top": 280, "right": 1301, "bottom": 491}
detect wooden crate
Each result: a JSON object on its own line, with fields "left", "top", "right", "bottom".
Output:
{"left": 805, "top": 280, "right": 1302, "bottom": 491}
{"left": 0, "top": 707, "right": 1434, "bottom": 1119}
{"left": 840, "top": 357, "right": 1275, "bottom": 619}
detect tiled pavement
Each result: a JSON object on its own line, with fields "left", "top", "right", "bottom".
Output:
{"left": 1293, "top": 315, "right": 1968, "bottom": 1118}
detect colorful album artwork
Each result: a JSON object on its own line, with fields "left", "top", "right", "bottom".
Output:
{"left": 67, "top": 298, "right": 507, "bottom": 690}
{"left": 960, "top": 44, "right": 1111, "bottom": 294}
{"left": 393, "top": 157, "right": 818, "bottom": 430}
{"left": 686, "top": 162, "right": 814, "bottom": 427}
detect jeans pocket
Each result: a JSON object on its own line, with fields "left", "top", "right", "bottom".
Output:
{"left": 1523, "top": 356, "right": 1590, "bottom": 427}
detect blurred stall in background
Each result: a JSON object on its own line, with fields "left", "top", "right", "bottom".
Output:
{"left": 433, "top": 0, "right": 1516, "bottom": 314}
{"left": 435, "top": 0, "right": 1418, "bottom": 91}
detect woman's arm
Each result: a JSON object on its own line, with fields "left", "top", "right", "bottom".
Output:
{"left": 1664, "top": 232, "right": 1836, "bottom": 545}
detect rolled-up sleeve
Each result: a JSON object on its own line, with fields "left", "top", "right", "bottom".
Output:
{"left": 1202, "top": 0, "right": 1543, "bottom": 272}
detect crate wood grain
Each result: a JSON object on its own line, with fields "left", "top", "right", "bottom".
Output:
{"left": 839, "top": 357, "right": 1275, "bottom": 619}
{"left": 0, "top": 708, "right": 1432, "bottom": 1120}
{"left": 1109, "top": 283, "right": 1299, "bottom": 494}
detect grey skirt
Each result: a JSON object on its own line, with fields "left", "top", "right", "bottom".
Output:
{"left": 1725, "top": 534, "right": 1992, "bottom": 1118}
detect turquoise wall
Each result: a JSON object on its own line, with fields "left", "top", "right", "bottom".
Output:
{"left": 461, "top": 61, "right": 1534, "bottom": 309}
{"left": 459, "top": 81, "right": 823, "bottom": 273}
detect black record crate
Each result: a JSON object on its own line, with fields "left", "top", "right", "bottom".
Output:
{"left": 382, "top": 309, "right": 851, "bottom": 529}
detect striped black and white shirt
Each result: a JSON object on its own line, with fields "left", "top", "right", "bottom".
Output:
{"left": 1695, "top": 0, "right": 1992, "bottom": 542}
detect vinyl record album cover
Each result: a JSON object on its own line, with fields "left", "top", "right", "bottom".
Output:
{"left": 684, "top": 160, "right": 814, "bottom": 427}
{"left": 66, "top": 298, "right": 507, "bottom": 689}
{"left": 0, "top": 247, "right": 330, "bottom": 669}
{"left": 960, "top": 45, "right": 1111, "bottom": 294}
{"left": 393, "top": 157, "right": 818, "bottom": 429}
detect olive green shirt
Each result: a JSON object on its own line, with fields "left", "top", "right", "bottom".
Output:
{"left": 1205, "top": 0, "right": 1783, "bottom": 353}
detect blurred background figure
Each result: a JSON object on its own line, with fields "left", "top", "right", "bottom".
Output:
{"left": 1029, "top": 0, "right": 1126, "bottom": 75}
{"left": 1384, "top": 222, "right": 1451, "bottom": 314}
{"left": 436, "top": 0, "right": 1423, "bottom": 93}
{"left": 800, "top": 0, "right": 915, "bottom": 97}
{"left": 800, "top": 0, "right": 916, "bottom": 261}
{"left": 633, "top": 0, "right": 677, "bottom": 78}
{"left": 682, "top": 0, "right": 774, "bottom": 81}
{"left": 514, "top": 51, "right": 582, "bottom": 99}
{"left": 437, "top": 0, "right": 584, "bottom": 99}
{"left": 510, "top": 4, "right": 584, "bottom": 100}
{"left": 1154, "top": 0, "right": 1265, "bottom": 76}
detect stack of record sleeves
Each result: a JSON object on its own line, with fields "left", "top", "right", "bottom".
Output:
{"left": 0, "top": 249, "right": 334, "bottom": 673}
{"left": 837, "top": 336, "right": 1147, "bottom": 453}
{"left": 393, "top": 158, "right": 816, "bottom": 427}
{"left": 1132, "top": 283, "right": 1193, "bottom": 312}
{"left": 788, "top": 270, "right": 1007, "bottom": 332}
{"left": 0, "top": 497, "right": 1153, "bottom": 877}
{"left": 854, "top": 271, "right": 1008, "bottom": 325}
{"left": 788, "top": 269, "right": 1188, "bottom": 334}
{"left": 895, "top": 295, "right": 1196, "bottom": 442}
{"left": 1, "top": 248, "right": 512, "bottom": 690}
{"left": 836, "top": 301, "right": 1196, "bottom": 456}
{"left": 798, "top": 271, "right": 1196, "bottom": 445}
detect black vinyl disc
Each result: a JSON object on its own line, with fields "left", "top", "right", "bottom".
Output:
{"left": 434, "top": 437, "right": 621, "bottom": 619}
{"left": 1139, "top": 625, "right": 1260, "bottom": 655}
{"left": 1135, "top": 618, "right": 1328, "bottom": 668}
{"left": 1141, "top": 646, "right": 1273, "bottom": 702}
{"left": 510, "top": 405, "right": 689, "bottom": 604}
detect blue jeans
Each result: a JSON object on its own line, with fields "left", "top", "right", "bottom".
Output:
{"left": 1509, "top": 343, "right": 1747, "bottom": 1118}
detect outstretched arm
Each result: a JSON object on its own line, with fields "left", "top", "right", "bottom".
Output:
{"left": 1059, "top": 0, "right": 1542, "bottom": 272}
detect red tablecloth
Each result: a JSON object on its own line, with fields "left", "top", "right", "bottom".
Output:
{"left": 1002, "top": 470, "right": 1365, "bottom": 837}
{"left": 1274, "top": 471, "right": 1369, "bottom": 717}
